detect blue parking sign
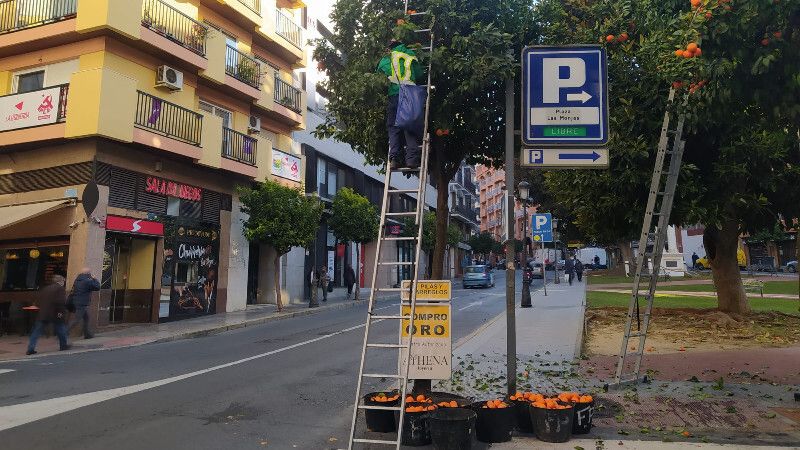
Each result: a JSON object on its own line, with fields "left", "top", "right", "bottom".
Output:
{"left": 531, "top": 213, "right": 553, "bottom": 243}
{"left": 522, "top": 46, "right": 609, "bottom": 146}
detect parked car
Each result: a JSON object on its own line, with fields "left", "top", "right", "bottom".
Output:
{"left": 463, "top": 265, "right": 495, "bottom": 289}
{"left": 529, "top": 262, "right": 545, "bottom": 279}
{"left": 786, "top": 260, "right": 797, "bottom": 273}
{"left": 496, "top": 258, "right": 507, "bottom": 269}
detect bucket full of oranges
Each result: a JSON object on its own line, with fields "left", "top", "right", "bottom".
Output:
{"left": 508, "top": 391, "right": 546, "bottom": 433}
{"left": 470, "top": 399, "right": 515, "bottom": 443}
{"left": 395, "top": 395, "right": 437, "bottom": 446}
{"left": 363, "top": 391, "right": 400, "bottom": 432}
{"left": 529, "top": 394, "right": 574, "bottom": 443}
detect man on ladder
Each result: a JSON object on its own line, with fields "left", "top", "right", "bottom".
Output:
{"left": 377, "top": 39, "right": 425, "bottom": 171}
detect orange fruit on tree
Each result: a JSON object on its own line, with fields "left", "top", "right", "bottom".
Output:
{"left": 397, "top": 19, "right": 406, "bottom": 25}
{"left": 690, "top": 0, "right": 701, "bottom": 6}
{"left": 693, "top": 47, "right": 702, "bottom": 56}
{"left": 682, "top": 50, "right": 693, "bottom": 58}
{"left": 705, "top": 12, "right": 712, "bottom": 19}
{"left": 674, "top": 49, "right": 683, "bottom": 57}
{"left": 773, "top": 31, "right": 782, "bottom": 39}
{"left": 686, "top": 42, "right": 698, "bottom": 52}
{"left": 605, "top": 35, "right": 615, "bottom": 42}
{"left": 618, "top": 32, "right": 629, "bottom": 42}
{"left": 761, "top": 38, "right": 770, "bottom": 46}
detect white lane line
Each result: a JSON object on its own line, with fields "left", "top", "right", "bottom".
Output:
{"left": 0, "top": 321, "right": 370, "bottom": 432}
{"left": 0, "top": 369, "right": 15, "bottom": 375}
{"left": 458, "top": 301, "right": 483, "bottom": 312}
{"left": 373, "top": 303, "right": 399, "bottom": 311}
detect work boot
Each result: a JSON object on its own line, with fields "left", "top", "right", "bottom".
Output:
{"left": 390, "top": 159, "right": 403, "bottom": 171}
{"left": 26, "top": 350, "right": 37, "bottom": 356}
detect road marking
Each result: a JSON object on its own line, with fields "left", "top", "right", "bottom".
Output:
{"left": 0, "top": 369, "right": 15, "bottom": 375}
{"left": 458, "top": 301, "right": 483, "bottom": 311}
{"left": 0, "top": 322, "right": 369, "bottom": 432}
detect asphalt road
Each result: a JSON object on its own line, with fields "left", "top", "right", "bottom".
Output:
{"left": 0, "top": 272, "right": 540, "bottom": 450}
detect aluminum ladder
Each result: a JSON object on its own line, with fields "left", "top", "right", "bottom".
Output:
{"left": 609, "top": 88, "right": 687, "bottom": 389}
{"left": 347, "top": 8, "right": 436, "bottom": 449}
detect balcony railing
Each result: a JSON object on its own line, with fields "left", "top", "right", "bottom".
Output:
{"left": 141, "top": 0, "right": 208, "bottom": 56}
{"left": 0, "top": 0, "right": 76, "bottom": 34}
{"left": 0, "top": 84, "right": 68, "bottom": 133}
{"left": 452, "top": 204, "right": 479, "bottom": 223}
{"left": 274, "top": 76, "right": 302, "bottom": 113}
{"left": 226, "top": 45, "right": 261, "bottom": 89}
{"left": 134, "top": 91, "right": 203, "bottom": 146}
{"left": 275, "top": 9, "right": 302, "bottom": 49}
{"left": 237, "top": 0, "right": 260, "bottom": 15}
{"left": 222, "top": 127, "right": 257, "bottom": 166}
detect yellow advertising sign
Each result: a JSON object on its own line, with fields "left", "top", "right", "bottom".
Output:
{"left": 400, "top": 305, "right": 450, "bottom": 338}
{"left": 400, "top": 280, "right": 451, "bottom": 301}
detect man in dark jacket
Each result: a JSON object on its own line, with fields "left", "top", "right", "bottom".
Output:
{"left": 564, "top": 256, "right": 576, "bottom": 286}
{"left": 344, "top": 264, "right": 356, "bottom": 300}
{"left": 67, "top": 267, "right": 100, "bottom": 339}
{"left": 27, "top": 274, "right": 70, "bottom": 355}
{"left": 575, "top": 259, "right": 584, "bottom": 282}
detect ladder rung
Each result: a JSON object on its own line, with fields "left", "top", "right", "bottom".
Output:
{"left": 370, "top": 315, "right": 411, "bottom": 320}
{"left": 374, "top": 287, "right": 406, "bottom": 292}
{"left": 409, "top": 11, "right": 430, "bottom": 16}
{"left": 366, "top": 343, "right": 406, "bottom": 348}
{"left": 363, "top": 373, "right": 402, "bottom": 379}
{"left": 627, "top": 331, "right": 645, "bottom": 338}
{"left": 358, "top": 404, "right": 403, "bottom": 411}
{"left": 414, "top": 28, "right": 432, "bottom": 32}
{"left": 385, "top": 211, "right": 417, "bottom": 217}
{"left": 394, "top": 166, "right": 420, "bottom": 172}
{"left": 378, "top": 261, "right": 414, "bottom": 266}
{"left": 382, "top": 236, "right": 417, "bottom": 241}
{"left": 353, "top": 438, "right": 399, "bottom": 445}
{"left": 388, "top": 188, "right": 418, "bottom": 194}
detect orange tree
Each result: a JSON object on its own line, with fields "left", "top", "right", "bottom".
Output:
{"left": 313, "top": 0, "right": 536, "bottom": 282}
{"left": 535, "top": 0, "right": 800, "bottom": 314}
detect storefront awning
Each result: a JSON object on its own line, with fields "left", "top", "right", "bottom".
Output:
{"left": 0, "top": 200, "right": 73, "bottom": 231}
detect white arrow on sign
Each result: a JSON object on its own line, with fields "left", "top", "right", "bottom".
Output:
{"left": 521, "top": 148, "right": 609, "bottom": 169}
{"left": 566, "top": 91, "right": 592, "bottom": 103}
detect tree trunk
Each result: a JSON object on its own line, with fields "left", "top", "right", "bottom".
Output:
{"left": 705, "top": 219, "right": 750, "bottom": 314}
{"left": 431, "top": 169, "right": 450, "bottom": 279}
{"left": 274, "top": 253, "right": 283, "bottom": 312}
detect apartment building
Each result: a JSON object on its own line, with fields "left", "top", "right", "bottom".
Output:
{"left": 476, "top": 164, "right": 535, "bottom": 247}
{"left": 447, "top": 161, "right": 478, "bottom": 277}
{"left": 0, "top": 0, "right": 306, "bottom": 326}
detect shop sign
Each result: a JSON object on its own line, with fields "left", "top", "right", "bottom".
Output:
{"left": 106, "top": 215, "right": 164, "bottom": 235}
{"left": 387, "top": 225, "right": 402, "bottom": 235}
{"left": 144, "top": 176, "right": 202, "bottom": 202}
{"left": 400, "top": 304, "right": 452, "bottom": 380}
{"left": 1, "top": 86, "right": 61, "bottom": 132}
{"left": 271, "top": 149, "right": 301, "bottom": 182}
{"left": 400, "top": 280, "right": 452, "bottom": 302}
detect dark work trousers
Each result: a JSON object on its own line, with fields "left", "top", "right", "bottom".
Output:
{"left": 67, "top": 305, "right": 93, "bottom": 338}
{"left": 386, "top": 94, "right": 421, "bottom": 165}
{"left": 28, "top": 320, "right": 68, "bottom": 352}
{"left": 576, "top": 270, "right": 583, "bottom": 282}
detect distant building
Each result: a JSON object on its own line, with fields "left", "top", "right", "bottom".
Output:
{"left": 475, "top": 165, "right": 536, "bottom": 260}
{"left": 447, "top": 162, "right": 479, "bottom": 277}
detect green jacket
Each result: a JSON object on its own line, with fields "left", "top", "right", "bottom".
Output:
{"left": 377, "top": 44, "right": 423, "bottom": 96}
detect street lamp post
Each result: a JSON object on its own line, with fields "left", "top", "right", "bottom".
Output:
{"left": 518, "top": 181, "right": 532, "bottom": 308}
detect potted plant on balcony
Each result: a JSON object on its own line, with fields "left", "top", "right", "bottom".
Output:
{"left": 142, "top": 8, "right": 154, "bottom": 27}
{"left": 190, "top": 23, "right": 208, "bottom": 51}
{"left": 236, "top": 60, "right": 260, "bottom": 85}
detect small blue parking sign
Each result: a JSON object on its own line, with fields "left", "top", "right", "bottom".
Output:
{"left": 522, "top": 45, "right": 608, "bottom": 146}
{"left": 531, "top": 213, "right": 553, "bottom": 243}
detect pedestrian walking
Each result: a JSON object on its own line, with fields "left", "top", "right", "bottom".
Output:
{"left": 593, "top": 254, "right": 600, "bottom": 269}
{"left": 344, "top": 264, "right": 356, "bottom": 300}
{"left": 564, "top": 256, "right": 576, "bottom": 286}
{"left": 309, "top": 267, "right": 319, "bottom": 308}
{"left": 67, "top": 267, "right": 100, "bottom": 339}
{"left": 691, "top": 252, "right": 699, "bottom": 268}
{"left": 575, "top": 259, "right": 584, "bottom": 282}
{"left": 319, "top": 265, "right": 330, "bottom": 302}
{"left": 27, "top": 274, "right": 70, "bottom": 355}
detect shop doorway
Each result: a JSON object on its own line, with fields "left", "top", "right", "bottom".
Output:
{"left": 104, "top": 234, "right": 156, "bottom": 323}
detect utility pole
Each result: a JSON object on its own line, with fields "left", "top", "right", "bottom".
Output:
{"left": 504, "top": 77, "right": 517, "bottom": 396}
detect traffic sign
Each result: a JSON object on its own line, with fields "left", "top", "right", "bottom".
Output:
{"left": 522, "top": 45, "right": 609, "bottom": 146}
{"left": 531, "top": 213, "right": 553, "bottom": 243}
{"left": 521, "top": 148, "right": 609, "bottom": 168}
{"left": 400, "top": 280, "right": 451, "bottom": 302}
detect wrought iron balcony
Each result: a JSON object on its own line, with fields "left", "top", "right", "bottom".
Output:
{"left": 275, "top": 9, "right": 302, "bottom": 48}
{"left": 141, "top": 0, "right": 208, "bottom": 56}
{"left": 274, "top": 75, "right": 302, "bottom": 113}
{"left": 226, "top": 45, "right": 261, "bottom": 89}
{"left": 238, "top": 0, "right": 260, "bottom": 15}
{"left": 0, "top": 0, "right": 76, "bottom": 34}
{"left": 134, "top": 91, "right": 203, "bottom": 146}
{"left": 222, "top": 127, "right": 257, "bottom": 166}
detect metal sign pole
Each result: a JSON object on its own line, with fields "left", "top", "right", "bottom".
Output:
{"left": 504, "top": 77, "right": 517, "bottom": 397}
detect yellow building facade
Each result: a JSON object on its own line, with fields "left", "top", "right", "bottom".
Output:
{"left": 0, "top": 0, "right": 306, "bottom": 327}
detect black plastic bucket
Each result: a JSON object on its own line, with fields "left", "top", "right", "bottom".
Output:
{"left": 395, "top": 402, "right": 434, "bottom": 446}
{"left": 531, "top": 405, "right": 573, "bottom": 443}
{"left": 362, "top": 391, "right": 399, "bottom": 433}
{"left": 572, "top": 401, "right": 594, "bottom": 434}
{"left": 429, "top": 408, "right": 476, "bottom": 450}
{"left": 510, "top": 399, "right": 534, "bottom": 433}
{"left": 470, "top": 402, "right": 515, "bottom": 443}
{"left": 431, "top": 391, "right": 472, "bottom": 404}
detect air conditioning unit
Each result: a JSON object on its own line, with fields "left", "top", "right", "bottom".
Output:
{"left": 248, "top": 115, "right": 261, "bottom": 134}
{"left": 155, "top": 65, "right": 183, "bottom": 91}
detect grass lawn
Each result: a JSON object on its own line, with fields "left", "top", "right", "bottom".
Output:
{"left": 587, "top": 290, "right": 800, "bottom": 315}
{"left": 586, "top": 274, "right": 688, "bottom": 285}
{"left": 637, "top": 280, "right": 799, "bottom": 295}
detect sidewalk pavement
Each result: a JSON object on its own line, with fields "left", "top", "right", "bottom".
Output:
{"left": 0, "top": 287, "right": 381, "bottom": 362}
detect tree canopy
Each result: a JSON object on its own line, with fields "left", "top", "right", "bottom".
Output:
{"left": 329, "top": 187, "right": 379, "bottom": 300}
{"left": 468, "top": 231, "right": 499, "bottom": 257}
